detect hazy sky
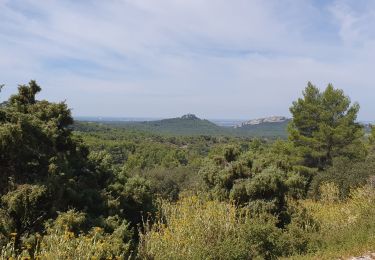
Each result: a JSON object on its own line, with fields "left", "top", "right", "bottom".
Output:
{"left": 1, "top": 0, "right": 375, "bottom": 120}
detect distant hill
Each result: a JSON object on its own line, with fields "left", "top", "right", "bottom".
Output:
{"left": 75, "top": 114, "right": 291, "bottom": 138}
{"left": 234, "top": 116, "right": 290, "bottom": 137}
{"left": 235, "top": 116, "right": 289, "bottom": 128}
{"left": 234, "top": 121, "right": 290, "bottom": 137}
{"left": 92, "top": 114, "right": 226, "bottom": 136}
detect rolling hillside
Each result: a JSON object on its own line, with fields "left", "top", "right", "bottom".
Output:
{"left": 115, "top": 114, "right": 225, "bottom": 135}
{"left": 75, "top": 114, "right": 290, "bottom": 138}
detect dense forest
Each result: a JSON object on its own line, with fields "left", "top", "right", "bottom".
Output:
{"left": 1, "top": 81, "right": 375, "bottom": 259}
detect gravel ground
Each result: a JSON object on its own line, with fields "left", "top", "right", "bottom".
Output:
{"left": 347, "top": 252, "right": 375, "bottom": 260}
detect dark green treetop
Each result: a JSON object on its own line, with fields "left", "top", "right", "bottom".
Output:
{"left": 288, "top": 82, "right": 365, "bottom": 169}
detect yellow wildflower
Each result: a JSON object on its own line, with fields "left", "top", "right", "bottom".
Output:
{"left": 93, "top": 227, "right": 102, "bottom": 233}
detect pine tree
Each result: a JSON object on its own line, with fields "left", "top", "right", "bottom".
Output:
{"left": 288, "top": 82, "right": 365, "bottom": 169}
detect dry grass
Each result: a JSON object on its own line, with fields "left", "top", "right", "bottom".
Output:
{"left": 284, "top": 184, "right": 375, "bottom": 259}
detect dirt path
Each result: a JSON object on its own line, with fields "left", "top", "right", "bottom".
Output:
{"left": 348, "top": 252, "right": 375, "bottom": 260}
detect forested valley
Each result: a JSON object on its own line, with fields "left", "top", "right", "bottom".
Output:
{"left": 1, "top": 81, "right": 375, "bottom": 259}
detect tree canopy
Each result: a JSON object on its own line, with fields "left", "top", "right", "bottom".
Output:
{"left": 288, "top": 82, "right": 365, "bottom": 169}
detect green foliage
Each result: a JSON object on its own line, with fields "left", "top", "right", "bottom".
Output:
{"left": 49, "top": 210, "right": 87, "bottom": 234}
{"left": 289, "top": 82, "right": 365, "bottom": 169}
{"left": 139, "top": 196, "right": 321, "bottom": 260}
{"left": 235, "top": 120, "right": 290, "bottom": 138}
{"left": 0, "top": 81, "right": 76, "bottom": 188}
{"left": 79, "top": 115, "right": 290, "bottom": 138}
{"left": 108, "top": 174, "right": 155, "bottom": 226}
{"left": 139, "top": 197, "right": 284, "bottom": 260}
{"left": 124, "top": 142, "right": 188, "bottom": 170}
{"left": 310, "top": 155, "right": 375, "bottom": 199}
{"left": 1, "top": 210, "right": 133, "bottom": 259}
{"left": 136, "top": 167, "right": 201, "bottom": 201}
{"left": 369, "top": 124, "right": 375, "bottom": 148}
{"left": 200, "top": 142, "right": 309, "bottom": 226}
{"left": 289, "top": 185, "right": 375, "bottom": 259}
{"left": 0, "top": 81, "right": 150, "bottom": 255}
{"left": 106, "top": 115, "right": 226, "bottom": 136}
{"left": 0, "top": 185, "right": 48, "bottom": 236}
{"left": 1, "top": 80, "right": 374, "bottom": 259}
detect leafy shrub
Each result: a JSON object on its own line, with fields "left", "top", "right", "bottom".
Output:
{"left": 310, "top": 156, "right": 375, "bottom": 199}
{"left": 318, "top": 182, "right": 340, "bottom": 204}
{"left": 296, "top": 185, "right": 375, "bottom": 258}
{"left": 1, "top": 210, "right": 133, "bottom": 259}
{"left": 138, "top": 196, "right": 304, "bottom": 260}
{"left": 0, "top": 184, "right": 49, "bottom": 237}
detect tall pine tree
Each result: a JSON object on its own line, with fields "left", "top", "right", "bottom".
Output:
{"left": 288, "top": 82, "right": 366, "bottom": 169}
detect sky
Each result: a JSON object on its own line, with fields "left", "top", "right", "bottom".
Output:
{"left": 0, "top": 0, "right": 375, "bottom": 120}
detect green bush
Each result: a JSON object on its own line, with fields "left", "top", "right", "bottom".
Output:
{"left": 139, "top": 196, "right": 285, "bottom": 260}
{"left": 310, "top": 156, "right": 375, "bottom": 199}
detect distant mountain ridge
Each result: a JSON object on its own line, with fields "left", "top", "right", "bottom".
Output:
{"left": 235, "top": 116, "right": 289, "bottom": 128}
{"left": 75, "top": 114, "right": 290, "bottom": 138}
{"left": 233, "top": 116, "right": 290, "bottom": 137}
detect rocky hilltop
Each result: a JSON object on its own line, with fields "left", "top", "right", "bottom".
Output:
{"left": 235, "top": 116, "right": 289, "bottom": 128}
{"left": 181, "top": 114, "right": 199, "bottom": 120}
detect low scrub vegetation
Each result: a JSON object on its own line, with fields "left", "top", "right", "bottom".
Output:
{"left": 1, "top": 81, "right": 374, "bottom": 259}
